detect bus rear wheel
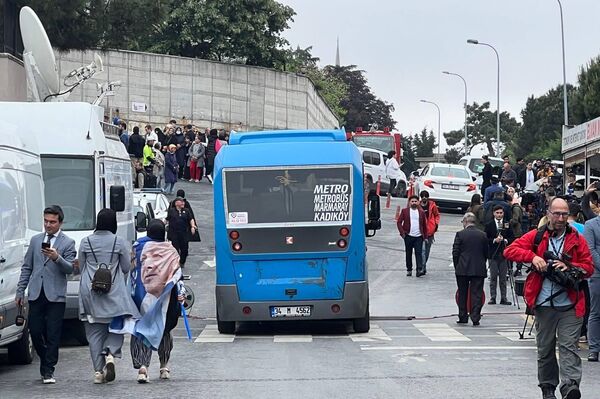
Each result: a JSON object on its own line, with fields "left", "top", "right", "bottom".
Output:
{"left": 353, "top": 307, "right": 370, "bottom": 333}
{"left": 216, "top": 311, "right": 236, "bottom": 334}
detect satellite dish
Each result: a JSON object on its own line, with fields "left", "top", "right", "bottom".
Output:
{"left": 19, "top": 6, "right": 60, "bottom": 95}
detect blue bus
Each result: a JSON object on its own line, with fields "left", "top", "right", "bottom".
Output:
{"left": 213, "top": 130, "right": 381, "bottom": 333}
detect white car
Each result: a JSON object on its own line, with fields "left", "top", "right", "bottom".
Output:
{"left": 358, "top": 146, "right": 408, "bottom": 197}
{"left": 415, "top": 163, "right": 477, "bottom": 211}
{"left": 133, "top": 189, "right": 170, "bottom": 223}
{"left": 458, "top": 155, "right": 504, "bottom": 191}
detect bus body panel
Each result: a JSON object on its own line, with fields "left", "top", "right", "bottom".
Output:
{"left": 214, "top": 130, "right": 368, "bottom": 322}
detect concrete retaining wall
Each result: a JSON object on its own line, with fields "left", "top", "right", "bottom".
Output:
{"left": 53, "top": 49, "right": 339, "bottom": 131}
{"left": 0, "top": 53, "right": 26, "bottom": 101}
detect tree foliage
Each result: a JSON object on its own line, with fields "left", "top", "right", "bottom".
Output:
{"left": 444, "top": 147, "right": 464, "bottom": 164}
{"left": 324, "top": 65, "right": 396, "bottom": 131}
{"left": 444, "top": 102, "right": 520, "bottom": 157}
{"left": 400, "top": 135, "right": 417, "bottom": 176}
{"left": 572, "top": 55, "right": 600, "bottom": 123}
{"left": 413, "top": 128, "right": 437, "bottom": 157}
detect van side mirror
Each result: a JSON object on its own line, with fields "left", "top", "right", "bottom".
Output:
{"left": 472, "top": 176, "right": 477, "bottom": 181}
{"left": 135, "top": 212, "right": 147, "bottom": 231}
{"left": 110, "top": 186, "right": 126, "bottom": 212}
{"left": 365, "top": 189, "right": 381, "bottom": 237}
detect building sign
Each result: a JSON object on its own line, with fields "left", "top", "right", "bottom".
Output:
{"left": 562, "top": 116, "right": 600, "bottom": 153}
{"left": 131, "top": 102, "right": 148, "bottom": 113}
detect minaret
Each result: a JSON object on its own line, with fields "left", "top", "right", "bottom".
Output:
{"left": 335, "top": 37, "right": 340, "bottom": 67}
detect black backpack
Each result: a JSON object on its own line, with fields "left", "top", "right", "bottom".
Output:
{"left": 88, "top": 237, "right": 118, "bottom": 294}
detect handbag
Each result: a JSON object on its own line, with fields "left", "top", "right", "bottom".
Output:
{"left": 88, "top": 237, "right": 118, "bottom": 294}
{"left": 190, "top": 228, "right": 201, "bottom": 242}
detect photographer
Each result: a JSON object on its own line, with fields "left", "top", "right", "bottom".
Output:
{"left": 504, "top": 198, "right": 594, "bottom": 399}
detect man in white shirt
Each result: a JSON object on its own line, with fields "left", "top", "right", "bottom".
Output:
{"left": 525, "top": 162, "right": 536, "bottom": 188}
{"left": 397, "top": 196, "right": 428, "bottom": 277}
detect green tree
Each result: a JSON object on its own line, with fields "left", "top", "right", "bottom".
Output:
{"left": 148, "top": 0, "right": 295, "bottom": 66}
{"left": 400, "top": 135, "right": 417, "bottom": 176}
{"left": 324, "top": 65, "right": 396, "bottom": 131}
{"left": 444, "top": 147, "right": 463, "bottom": 164}
{"left": 444, "top": 102, "right": 520, "bottom": 157}
{"left": 413, "top": 128, "right": 436, "bottom": 157}
{"left": 572, "top": 55, "right": 600, "bottom": 123}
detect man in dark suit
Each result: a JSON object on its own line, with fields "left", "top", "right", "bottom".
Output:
{"left": 485, "top": 205, "right": 514, "bottom": 305}
{"left": 480, "top": 155, "right": 493, "bottom": 197}
{"left": 15, "top": 205, "right": 76, "bottom": 384}
{"left": 452, "top": 212, "right": 489, "bottom": 325}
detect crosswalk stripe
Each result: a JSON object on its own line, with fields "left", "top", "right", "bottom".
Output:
{"left": 194, "top": 324, "right": 234, "bottom": 343}
{"left": 274, "top": 335, "right": 313, "bottom": 343}
{"left": 413, "top": 323, "right": 471, "bottom": 342}
{"left": 350, "top": 324, "right": 392, "bottom": 342}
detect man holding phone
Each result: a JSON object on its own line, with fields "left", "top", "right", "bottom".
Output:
{"left": 15, "top": 205, "right": 76, "bottom": 384}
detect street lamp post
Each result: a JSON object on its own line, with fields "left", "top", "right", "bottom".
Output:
{"left": 556, "top": 0, "right": 568, "bottom": 126}
{"left": 467, "top": 39, "right": 501, "bottom": 156}
{"left": 442, "top": 71, "right": 468, "bottom": 155}
{"left": 420, "top": 99, "right": 441, "bottom": 156}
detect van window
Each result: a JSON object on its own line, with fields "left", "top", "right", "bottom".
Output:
{"left": 0, "top": 170, "right": 25, "bottom": 243}
{"left": 468, "top": 158, "right": 504, "bottom": 174}
{"left": 362, "top": 151, "right": 381, "bottom": 166}
{"left": 41, "top": 157, "right": 95, "bottom": 231}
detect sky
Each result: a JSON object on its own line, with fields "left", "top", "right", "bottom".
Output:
{"left": 278, "top": 0, "right": 600, "bottom": 152}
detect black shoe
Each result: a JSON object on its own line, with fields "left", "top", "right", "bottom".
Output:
{"left": 488, "top": 298, "right": 496, "bottom": 305}
{"left": 456, "top": 319, "right": 468, "bottom": 324}
{"left": 540, "top": 384, "right": 557, "bottom": 399}
{"left": 406, "top": 271, "right": 412, "bottom": 276}
{"left": 560, "top": 380, "right": 580, "bottom": 399}
{"left": 499, "top": 300, "right": 512, "bottom": 305}
{"left": 416, "top": 272, "right": 424, "bottom": 277}
{"left": 588, "top": 352, "right": 599, "bottom": 362}
{"left": 472, "top": 321, "right": 480, "bottom": 326}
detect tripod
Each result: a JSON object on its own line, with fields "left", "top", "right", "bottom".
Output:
{"left": 506, "top": 261, "right": 520, "bottom": 310}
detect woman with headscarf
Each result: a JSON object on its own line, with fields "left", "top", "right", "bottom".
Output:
{"left": 130, "top": 220, "right": 184, "bottom": 382}
{"left": 78, "top": 209, "right": 141, "bottom": 384}
{"left": 164, "top": 144, "right": 179, "bottom": 195}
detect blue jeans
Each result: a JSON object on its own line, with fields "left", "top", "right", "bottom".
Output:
{"left": 421, "top": 237, "right": 433, "bottom": 271}
{"left": 164, "top": 182, "right": 175, "bottom": 194}
{"left": 589, "top": 278, "right": 600, "bottom": 352}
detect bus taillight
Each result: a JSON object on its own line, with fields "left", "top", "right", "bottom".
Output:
{"left": 339, "top": 227, "right": 350, "bottom": 237}
{"left": 229, "top": 230, "right": 240, "bottom": 240}
{"left": 242, "top": 306, "right": 252, "bottom": 315}
{"left": 337, "top": 239, "right": 347, "bottom": 249}
{"left": 232, "top": 242, "right": 243, "bottom": 251}
{"left": 331, "top": 304, "right": 341, "bottom": 313}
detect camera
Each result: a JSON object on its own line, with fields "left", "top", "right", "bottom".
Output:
{"left": 542, "top": 251, "right": 585, "bottom": 290}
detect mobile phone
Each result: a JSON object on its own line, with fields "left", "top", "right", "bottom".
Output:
{"left": 41, "top": 242, "right": 51, "bottom": 249}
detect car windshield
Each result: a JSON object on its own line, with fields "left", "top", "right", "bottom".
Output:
{"left": 41, "top": 157, "right": 95, "bottom": 230}
{"left": 353, "top": 135, "right": 394, "bottom": 153}
{"left": 430, "top": 166, "right": 470, "bottom": 179}
{"left": 224, "top": 166, "right": 352, "bottom": 225}
{"left": 468, "top": 158, "right": 504, "bottom": 174}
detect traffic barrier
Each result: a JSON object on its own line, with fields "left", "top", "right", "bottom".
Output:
{"left": 376, "top": 175, "right": 381, "bottom": 196}
{"left": 394, "top": 206, "right": 401, "bottom": 221}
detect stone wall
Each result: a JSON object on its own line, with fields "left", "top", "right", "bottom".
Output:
{"left": 54, "top": 49, "right": 339, "bottom": 131}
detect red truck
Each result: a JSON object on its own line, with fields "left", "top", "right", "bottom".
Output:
{"left": 347, "top": 127, "right": 402, "bottom": 163}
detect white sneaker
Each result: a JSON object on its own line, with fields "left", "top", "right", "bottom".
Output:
{"left": 207, "top": 175, "right": 213, "bottom": 184}
{"left": 137, "top": 366, "right": 149, "bottom": 383}
{"left": 42, "top": 376, "right": 56, "bottom": 384}
{"left": 104, "top": 354, "right": 116, "bottom": 382}
{"left": 94, "top": 371, "right": 105, "bottom": 384}
{"left": 159, "top": 368, "right": 170, "bottom": 380}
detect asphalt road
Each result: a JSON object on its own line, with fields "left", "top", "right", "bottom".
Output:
{"left": 1, "top": 180, "right": 598, "bottom": 399}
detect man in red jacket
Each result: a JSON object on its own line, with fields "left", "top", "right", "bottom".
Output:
{"left": 397, "top": 195, "right": 428, "bottom": 277}
{"left": 420, "top": 190, "right": 440, "bottom": 275}
{"left": 504, "top": 198, "right": 594, "bottom": 399}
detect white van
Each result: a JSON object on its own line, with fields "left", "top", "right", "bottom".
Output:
{"left": 458, "top": 155, "right": 504, "bottom": 190}
{"left": 0, "top": 102, "right": 134, "bottom": 343}
{"left": 0, "top": 121, "right": 43, "bottom": 364}
{"left": 359, "top": 146, "right": 408, "bottom": 197}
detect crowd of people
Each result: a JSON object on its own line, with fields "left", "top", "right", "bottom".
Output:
{"left": 446, "top": 154, "right": 598, "bottom": 399}
{"left": 112, "top": 110, "right": 230, "bottom": 194}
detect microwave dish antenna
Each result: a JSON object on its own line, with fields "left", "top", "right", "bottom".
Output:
{"left": 19, "top": 6, "right": 60, "bottom": 100}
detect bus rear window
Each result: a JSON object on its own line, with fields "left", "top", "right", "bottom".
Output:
{"left": 224, "top": 166, "right": 352, "bottom": 226}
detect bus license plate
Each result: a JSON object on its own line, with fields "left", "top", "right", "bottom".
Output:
{"left": 270, "top": 306, "right": 312, "bottom": 318}
{"left": 442, "top": 184, "right": 459, "bottom": 190}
